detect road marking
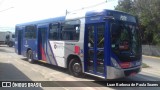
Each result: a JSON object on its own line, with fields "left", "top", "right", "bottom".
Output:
{"left": 143, "top": 55, "right": 160, "bottom": 59}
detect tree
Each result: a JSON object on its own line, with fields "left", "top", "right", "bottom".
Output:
{"left": 115, "top": 0, "right": 136, "bottom": 16}
{"left": 115, "top": 0, "right": 160, "bottom": 45}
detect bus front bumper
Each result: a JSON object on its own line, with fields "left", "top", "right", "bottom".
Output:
{"left": 106, "top": 66, "right": 141, "bottom": 79}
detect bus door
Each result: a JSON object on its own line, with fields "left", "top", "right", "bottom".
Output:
{"left": 37, "top": 25, "right": 48, "bottom": 61}
{"left": 85, "top": 23, "right": 105, "bottom": 76}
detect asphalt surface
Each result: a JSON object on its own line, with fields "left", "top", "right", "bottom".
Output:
{"left": 0, "top": 45, "right": 160, "bottom": 90}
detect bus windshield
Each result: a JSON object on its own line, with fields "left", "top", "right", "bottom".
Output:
{"left": 111, "top": 22, "right": 141, "bottom": 62}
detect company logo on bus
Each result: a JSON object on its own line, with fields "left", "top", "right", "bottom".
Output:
{"left": 54, "top": 44, "right": 57, "bottom": 49}
{"left": 120, "top": 15, "right": 127, "bottom": 21}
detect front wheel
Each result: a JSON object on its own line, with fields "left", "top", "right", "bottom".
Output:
{"left": 27, "top": 50, "right": 34, "bottom": 63}
{"left": 69, "top": 58, "right": 84, "bottom": 77}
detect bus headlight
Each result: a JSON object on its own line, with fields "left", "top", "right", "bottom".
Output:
{"left": 111, "top": 57, "right": 121, "bottom": 69}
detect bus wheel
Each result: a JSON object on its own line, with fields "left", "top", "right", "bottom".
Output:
{"left": 27, "top": 50, "right": 34, "bottom": 63}
{"left": 69, "top": 58, "right": 83, "bottom": 77}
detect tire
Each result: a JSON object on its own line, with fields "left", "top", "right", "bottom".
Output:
{"left": 68, "top": 58, "right": 84, "bottom": 77}
{"left": 27, "top": 50, "right": 34, "bottom": 63}
{"left": 8, "top": 42, "right": 13, "bottom": 47}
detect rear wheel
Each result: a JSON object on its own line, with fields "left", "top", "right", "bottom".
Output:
{"left": 27, "top": 50, "right": 34, "bottom": 63}
{"left": 69, "top": 58, "right": 84, "bottom": 77}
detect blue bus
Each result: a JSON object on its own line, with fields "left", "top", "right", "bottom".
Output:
{"left": 15, "top": 9, "right": 142, "bottom": 79}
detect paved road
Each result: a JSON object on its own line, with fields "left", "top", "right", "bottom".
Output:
{"left": 0, "top": 46, "right": 160, "bottom": 90}
{"left": 143, "top": 55, "right": 160, "bottom": 68}
{"left": 141, "top": 55, "right": 160, "bottom": 78}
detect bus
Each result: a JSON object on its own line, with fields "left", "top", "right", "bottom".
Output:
{"left": 15, "top": 9, "right": 142, "bottom": 79}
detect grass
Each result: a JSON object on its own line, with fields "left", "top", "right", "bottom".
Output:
{"left": 142, "top": 63, "right": 150, "bottom": 68}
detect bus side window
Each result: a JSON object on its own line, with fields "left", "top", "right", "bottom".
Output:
{"left": 49, "top": 24, "right": 59, "bottom": 40}
{"left": 25, "top": 25, "right": 36, "bottom": 39}
{"left": 61, "top": 20, "right": 80, "bottom": 41}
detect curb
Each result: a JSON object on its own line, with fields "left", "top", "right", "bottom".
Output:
{"left": 142, "top": 55, "right": 160, "bottom": 59}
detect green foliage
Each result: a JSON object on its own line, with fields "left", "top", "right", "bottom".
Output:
{"left": 142, "top": 63, "right": 149, "bottom": 68}
{"left": 115, "top": 0, "right": 160, "bottom": 45}
{"left": 115, "top": 0, "right": 136, "bottom": 16}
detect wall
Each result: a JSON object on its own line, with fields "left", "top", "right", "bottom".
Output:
{"left": 142, "top": 45, "right": 160, "bottom": 56}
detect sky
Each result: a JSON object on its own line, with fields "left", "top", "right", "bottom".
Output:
{"left": 0, "top": 0, "right": 118, "bottom": 32}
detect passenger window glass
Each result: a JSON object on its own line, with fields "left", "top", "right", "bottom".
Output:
{"left": 49, "top": 24, "right": 59, "bottom": 40}
{"left": 61, "top": 20, "right": 80, "bottom": 41}
{"left": 25, "top": 25, "right": 36, "bottom": 39}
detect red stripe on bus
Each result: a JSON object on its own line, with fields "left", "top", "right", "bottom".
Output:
{"left": 40, "top": 44, "right": 46, "bottom": 61}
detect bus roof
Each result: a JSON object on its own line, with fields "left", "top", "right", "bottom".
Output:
{"left": 16, "top": 9, "right": 136, "bottom": 26}
{"left": 85, "top": 9, "right": 135, "bottom": 17}
{"left": 16, "top": 16, "right": 65, "bottom": 26}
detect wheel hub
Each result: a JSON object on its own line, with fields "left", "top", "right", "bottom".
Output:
{"left": 73, "top": 63, "right": 81, "bottom": 73}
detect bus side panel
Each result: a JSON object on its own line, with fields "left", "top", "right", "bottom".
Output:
{"left": 15, "top": 29, "right": 24, "bottom": 55}
{"left": 15, "top": 29, "right": 19, "bottom": 54}
{"left": 45, "top": 40, "right": 58, "bottom": 65}
{"left": 22, "top": 39, "right": 37, "bottom": 60}
{"left": 49, "top": 41, "right": 65, "bottom": 67}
